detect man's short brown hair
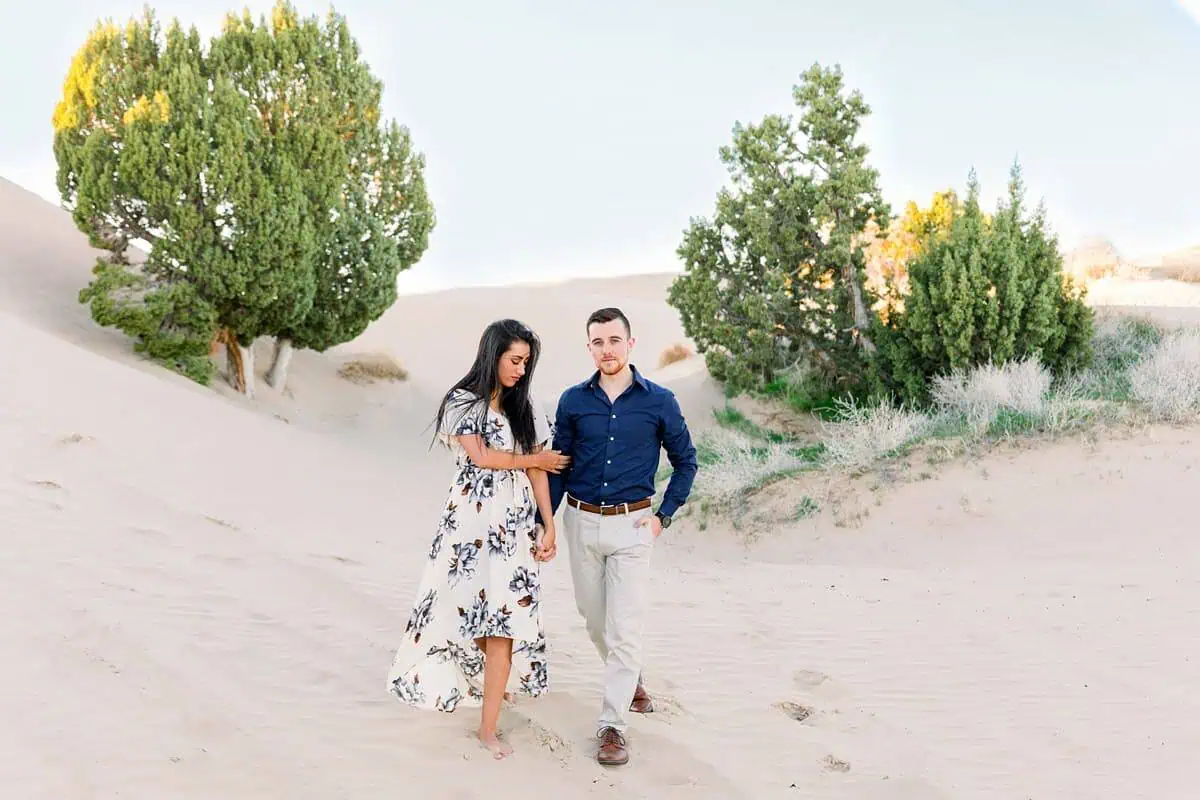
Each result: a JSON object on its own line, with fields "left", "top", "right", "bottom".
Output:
{"left": 586, "top": 307, "right": 631, "bottom": 337}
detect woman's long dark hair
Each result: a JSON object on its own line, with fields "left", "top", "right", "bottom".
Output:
{"left": 432, "top": 319, "right": 542, "bottom": 454}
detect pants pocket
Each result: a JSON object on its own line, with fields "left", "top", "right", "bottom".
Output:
{"left": 632, "top": 509, "right": 655, "bottom": 544}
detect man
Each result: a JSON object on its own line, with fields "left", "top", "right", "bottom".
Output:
{"left": 537, "top": 307, "right": 698, "bottom": 767}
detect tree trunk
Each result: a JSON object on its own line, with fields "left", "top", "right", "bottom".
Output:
{"left": 837, "top": 212, "right": 876, "bottom": 354}
{"left": 847, "top": 272, "right": 877, "bottom": 353}
{"left": 265, "top": 337, "right": 294, "bottom": 390}
{"left": 218, "top": 328, "right": 255, "bottom": 397}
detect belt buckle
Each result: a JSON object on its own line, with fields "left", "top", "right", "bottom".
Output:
{"left": 599, "top": 500, "right": 628, "bottom": 516}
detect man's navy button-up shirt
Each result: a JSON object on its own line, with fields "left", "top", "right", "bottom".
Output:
{"left": 542, "top": 365, "right": 698, "bottom": 521}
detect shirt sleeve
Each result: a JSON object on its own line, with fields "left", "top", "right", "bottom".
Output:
{"left": 657, "top": 391, "right": 698, "bottom": 518}
{"left": 538, "top": 391, "right": 574, "bottom": 525}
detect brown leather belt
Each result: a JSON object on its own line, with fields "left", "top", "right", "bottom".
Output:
{"left": 566, "top": 495, "right": 652, "bottom": 516}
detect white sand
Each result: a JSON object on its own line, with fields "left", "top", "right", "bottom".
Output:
{"left": 2, "top": 176, "right": 1198, "bottom": 798}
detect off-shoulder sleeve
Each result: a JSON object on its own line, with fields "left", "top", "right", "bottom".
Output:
{"left": 438, "top": 389, "right": 484, "bottom": 448}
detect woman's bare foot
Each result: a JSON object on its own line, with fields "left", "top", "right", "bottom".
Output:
{"left": 478, "top": 728, "right": 513, "bottom": 760}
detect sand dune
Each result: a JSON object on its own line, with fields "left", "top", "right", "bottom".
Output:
{"left": 2, "top": 176, "right": 1199, "bottom": 798}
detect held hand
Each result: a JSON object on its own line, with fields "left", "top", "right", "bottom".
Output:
{"left": 533, "top": 449, "right": 571, "bottom": 473}
{"left": 635, "top": 513, "right": 663, "bottom": 539}
{"left": 534, "top": 523, "right": 557, "bottom": 562}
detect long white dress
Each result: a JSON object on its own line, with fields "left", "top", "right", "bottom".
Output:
{"left": 386, "top": 390, "right": 554, "bottom": 712}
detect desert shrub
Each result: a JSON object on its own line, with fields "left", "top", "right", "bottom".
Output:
{"left": 931, "top": 357, "right": 1095, "bottom": 436}
{"left": 338, "top": 353, "right": 409, "bottom": 384}
{"left": 689, "top": 426, "right": 816, "bottom": 506}
{"left": 870, "top": 164, "right": 1094, "bottom": 406}
{"left": 658, "top": 343, "right": 693, "bottom": 367}
{"left": 818, "top": 398, "right": 933, "bottom": 471}
{"left": 1174, "top": 264, "right": 1200, "bottom": 284}
{"left": 1128, "top": 328, "right": 1200, "bottom": 422}
{"left": 758, "top": 364, "right": 847, "bottom": 418}
{"left": 1062, "top": 238, "right": 1123, "bottom": 283}
{"left": 1160, "top": 247, "right": 1200, "bottom": 283}
{"left": 1078, "top": 314, "right": 1163, "bottom": 402}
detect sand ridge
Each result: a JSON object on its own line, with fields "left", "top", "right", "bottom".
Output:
{"left": 1, "top": 176, "right": 1198, "bottom": 798}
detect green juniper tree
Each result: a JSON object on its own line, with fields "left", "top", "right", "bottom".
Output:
{"left": 266, "top": 60, "right": 434, "bottom": 388}
{"left": 53, "top": 2, "right": 433, "bottom": 394}
{"left": 870, "top": 162, "right": 1094, "bottom": 405}
{"left": 668, "top": 62, "right": 890, "bottom": 395}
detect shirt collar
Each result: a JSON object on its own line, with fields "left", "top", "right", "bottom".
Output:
{"left": 588, "top": 364, "right": 647, "bottom": 391}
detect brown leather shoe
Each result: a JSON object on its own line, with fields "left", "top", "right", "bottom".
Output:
{"left": 597, "top": 726, "right": 629, "bottom": 766}
{"left": 630, "top": 681, "right": 654, "bottom": 713}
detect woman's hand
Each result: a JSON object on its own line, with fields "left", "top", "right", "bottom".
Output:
{"left": 532, "top": 448, "right": 570, "bottom": 473}
{"left": 534, "top": 523, "right": 557, "bottom": 562}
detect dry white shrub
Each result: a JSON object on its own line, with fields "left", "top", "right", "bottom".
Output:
{"left": 1039, "top": 375, "right": 1106, "bottom": 432}
{"left": 690, "top": 427, "right": 809, "bottom": 505}
{"left": 1078, "top": 314, "right": 1162, "bottom": 399}
{"left": 931, "top": 357, "right": 1050, "bottom": 427}
{"left": 1129, "top": 328, "right": 1200, "bottom": 422}
{"left": 931, "top": 357, "right": 1097, "bottom": 435}
{"left": 819, "top": 399, "right": 933, "bottom": 472}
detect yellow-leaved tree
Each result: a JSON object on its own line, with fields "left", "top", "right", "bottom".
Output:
{"left": 859, "top": 190, "right": 960, "bottom": 323}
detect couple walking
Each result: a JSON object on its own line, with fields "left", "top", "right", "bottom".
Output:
{"left": 386, "top": 307, "right": 698, "bottom": 765}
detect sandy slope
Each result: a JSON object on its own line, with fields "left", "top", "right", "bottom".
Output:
{"left": 2, "top": 176, "right": 1199, "bottom": 798}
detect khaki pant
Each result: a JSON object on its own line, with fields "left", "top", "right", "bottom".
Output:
{"left": 563, "top": 499, "right": 655, "bottom": 734}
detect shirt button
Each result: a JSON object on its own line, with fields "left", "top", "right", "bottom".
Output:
{"left": 610, "top": 436, "right": 614, "bottom": 441}
{"left": 612, "top": 414, "right": 616, "bottom": 418}
{"left": 603, "top": 482, "right": 607, "bottom": 486}
{"left": 606, "top": 460, "right": 611, "bottom": 464}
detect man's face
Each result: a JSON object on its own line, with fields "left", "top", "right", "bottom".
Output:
{"left": 587, "top": 319, "right": 634, "bottom": 376}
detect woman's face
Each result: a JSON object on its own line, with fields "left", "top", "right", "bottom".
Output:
{"left": 497, "top": 339, "right": 531, "bottom": 389}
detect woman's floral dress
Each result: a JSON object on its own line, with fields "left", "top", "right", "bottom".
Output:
{"left": 387, "top": 389, "right": 554, "bottom": 712}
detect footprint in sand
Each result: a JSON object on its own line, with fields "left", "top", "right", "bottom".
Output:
{"left": 528, "top": 720, "right": 571, "bottom": 758}
{"left": 29, "top": 478, "right": 66, "bottom": 510}
{"left": 822, "top": 754, "right": 851, "bottom": 773}
{"left": 774, "top": 701, "right": 815, "bottom": 723}
{"left": 793, "top": 669, "right": 830, "bottom": 689}
{"left": 644, "top": 690, "right": 689, "bottom": 718}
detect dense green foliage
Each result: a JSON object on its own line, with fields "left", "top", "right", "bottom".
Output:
{"left": 669, "top": 61, "right": 1093, "bottom": 409}
{"left": 871, "top": 165, "right": 1094, "bottom": 405}
{"left": 53, "top": 2, "right": 433, "bottom": 389}
{"left": 78, "top": 258, "right": 219, "bottom": 384}
{"left": 668, "top": 63, "right": 889, "bottom": 396}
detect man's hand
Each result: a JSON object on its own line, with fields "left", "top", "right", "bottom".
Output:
{"left": 635, "top": 513, "right": 662, "bottom": 539}
{"left": 534, "top": 523, "right": 557, "bottom": 562}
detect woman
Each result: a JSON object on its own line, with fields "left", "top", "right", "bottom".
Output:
{"left": 386, "top": 319, "right": 569, "bottom": 760}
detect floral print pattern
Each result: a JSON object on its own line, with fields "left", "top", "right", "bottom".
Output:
{"left": 387, "top": 389, "right": 554, "bottom": 711}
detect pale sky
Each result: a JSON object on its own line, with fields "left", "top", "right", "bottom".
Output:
{"left": 2, "top": 0, "right": 1198, "bottom": 294}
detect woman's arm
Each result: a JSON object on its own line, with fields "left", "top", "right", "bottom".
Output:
{"left": 527, "top": 463, "right": 557, "bottom": 561}
{"left": 527, "top": 466, "right": 555, "bottom": 531}
{"left": 456, "top": 435, "right": 567, "bottom": 472}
